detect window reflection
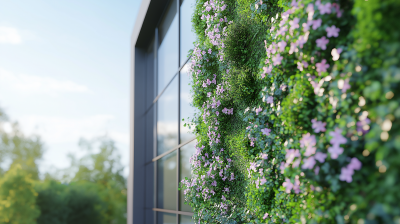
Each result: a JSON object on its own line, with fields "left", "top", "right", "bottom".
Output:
{"left": 158, "top": 0, "right": 178, "bottom": 94}
{"left": 180, "top": 140, "right": 196, "bottom": 212}
{"left": 158, "top": 76, "right": 178, "bottom": 155}
{"left": 180, "top": 0, "right": 197, "bottom": 66}
{"left": 180, "top": 215, "right": 195, "bottom": 224}
{"left": 157, "top": 151, "right": 177, "bottom": 210}
{"left": 157, "top": 212, "right": 177, "bottom": 224}
{"left": 180, "top": 63, "right": 197, "bottom": 144}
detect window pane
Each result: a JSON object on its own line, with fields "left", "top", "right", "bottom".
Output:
{"left": 157, "top": 212, "right": 177, "bottom": 224}
{"left": 158, "top": 75, "right": 178, "bottom": 155}
{"left": 180, "top": 0, "right": 197, "bottom": 66}
{"left": 158, "top": 0, "right": 178, "bottom": 94}
{"left": 180, "top": 63, "right": 197, "bottom": 144}
{"left": 179, "top": 215, "right": 195, "bottom": 224}
{"left": 180, "top": 140, "right": 196, "bottom": 212}
{"left": 157, "top": 151, "right": 177, "bottom": 210}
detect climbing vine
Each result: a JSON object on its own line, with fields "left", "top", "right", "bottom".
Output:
{"left": 180, "top": 0, "right": 400, "bottom": 223}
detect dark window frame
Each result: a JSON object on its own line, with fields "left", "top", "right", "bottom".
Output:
{"left": 130, "top": 0, "right": 196, "bottom": 223}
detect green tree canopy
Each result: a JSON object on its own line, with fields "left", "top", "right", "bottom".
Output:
{"left": 0, "top": 110, "right": 44, "bottom": 179}
{"left": 0, "top": 164, "right": 40, "bottom": 224}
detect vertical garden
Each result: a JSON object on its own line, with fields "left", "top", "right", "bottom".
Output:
{"left": 179, "top": 0, "right": 400, "bottom": 223}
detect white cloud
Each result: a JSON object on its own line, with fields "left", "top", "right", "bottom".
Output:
{"left": 0, "top": 68, "right": 90, "bottom": 96}
{"left": 0, "top": 26, "right": 22, "bottom": 44}
{"left": 18, "top": 114, "right": 117, "bottom": 144}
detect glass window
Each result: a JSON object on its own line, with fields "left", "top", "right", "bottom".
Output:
{"left": 158, "top": 0, "right": 179, "bottom": 94}
{"left": 180, "top": 0, "right": 197, "bottom": 66}
{"left": 180, "top": 215, "right": 195, "bottom": 224}
{"left": 180, "top": 63, "right": 197, "bottom": 144}
{"left": 157, "top": 212, "right": 177, "bottom": 224}
{"left": 157, "top": 151, "right": 177, "bottom": 210}
{"left": 157, "top": 75, "right": 179, "bottom": 155}
{"left": 180, "top": 140, "right": 196, "bottom": 212}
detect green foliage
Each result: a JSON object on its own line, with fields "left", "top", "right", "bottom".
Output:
{"left": 66, "top": 137, "right": 127, "bottom": 224}
{"left": 0, "top": 109, "right": 127, "bottom": 223}
{"left": 0, "top": 164, "right": 40, "bottom": 224}
{"left": 35, "top": 180, "right": 106, "bottom": 224}
{"left": 0, "top": 119, "right": 44, "bottom": 180}
{"left": 181, "top": 0, "right": 400, "bottom": 223}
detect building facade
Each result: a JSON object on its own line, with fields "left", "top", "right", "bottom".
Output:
{"left": 129, "top": 0, "right": 197, "bottom": 223}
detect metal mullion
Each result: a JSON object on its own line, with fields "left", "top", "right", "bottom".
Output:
{"left": 177, "top": 0, "right": 181, "bottom": 222}
{"left": 152, "top": 208, "right": 194, "bottom": 216}
{"left": 152, "top": 136, "right": 196, "bottom": 162}
{"left": 144, "top": 54, "right": 192, "bottom": 116}
{"left": 154, "top": 27, "right": 159, "bottom": 224}
{"left": 151, "top": 55, "right": 192, "bottom": 105}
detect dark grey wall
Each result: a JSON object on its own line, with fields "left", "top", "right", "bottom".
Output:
{"left": 130, "top": 0, "right": 171, "bottom": 223}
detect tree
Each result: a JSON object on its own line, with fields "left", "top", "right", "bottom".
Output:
{"left": 66, "top": 137, "right": 127, "bottom": 224}
{"left": 0, "top": 164, "right": 40, "bottom": 224}
{"left": 35, "top": 180, "right": 106, "bottom": 224}
{"left": 0, "top": 109, "right": 44, "bottom": 180}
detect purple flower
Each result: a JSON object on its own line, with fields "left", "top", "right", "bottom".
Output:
{"left": 311, "top": 118, "right": 326, "bottom": 133}
{"left": 256, "top": 106, "right": 263, "bottom": 115}
{"left": 318, "top": 2, "right": 331, "bottom": 15}
{"left": 206, "top": 6, "right": 212, "bottom": 11}
{"left": 312, "top": 18, "right": 322, "bottom": 30}
{"left": 341, "top": 79, "right": 350, "bottom": 93}
{"left": 328, "top": 144, "right": 344, "bottom": 159}
{"left": 260, "top": 177, "right": 267, "bottom": 185}
{"left": 302, "top": 156, "right": 316, "bottom": 169}
{"left": 277, "top": 26, "right": 288, "bottom": 36}
{"left": 221, "top": 4, "right": 226, "bottom": 11}
{"left": 297, "top": 35, "right": 307, "bottom": 48}
{"left": 302, "top": 22, "right": 311, "bottom": 31}
{"left": 315, "top": 152, "right": 327, "bottom": 163}
{"left": 261, "top": 128, "right": 271, "bottom": 136}
{"left": 282, "top": 178, "right": 293, "bottom": 193}
{"left": 261, "top": 153, "right": 268, "bottom": 159}
{"left": 329, "top": 128, "right": 347, "bottom": 145}
{"left": 216, "top": 111, "right": 219, "bottom": 116}
{"left": 316, "top": 59, "right": 330, "bottom": 73}
{"left": 285, "top": 149, "right": 300, "bottom": 164}
{"left": 250, "top": 162, "right": 257, "bottom": 172}
{"left": 348, "top": 158, "right": 362, "bottom": 170}
{"left": 263, "top": 213, "right": 269, "bottom": 219}
{"left": 207, "top": 92, "right": 212, "bottom": 97}
{"left": 326, "top": 25, "right": 340, "bottom": 37}
{"left": 262, "top": 65, "right": 272, "bottom": 78}
{"left": 316, "top": 36, "right": 329, "bottom": 50}
{"left": 211, "top": 180, "right": 217, "bottom": 186}
{"left": 272, "top": 54, "right": 283, "bottom": 65}
{"left": 314, "top": 166, "right": 320, "bottom": 175}
{"left": 306, "top": 3, "right": 314, "bottom": 13}
{"left": 222, "top": 195, "right": 226, "bottom": 201}
{"left": 208, "top": 48, "right": 212, "bottom": 54}
{"left": 277, "top": 40, "right": 287, "bottom": 52}
{"left": 266, "top": 96, "right": 274, "bottom": 104}
{"left": 357, "top": 118, "right": 371, "bottom": 135}
{"left": 339, "top": 166, "right": 354, "bottom": 183}
{"left": 300, "top": 133, "right": 317, "bottom": 156}
{"left": 289, "top": 18, "right": 300, "bottom": 30}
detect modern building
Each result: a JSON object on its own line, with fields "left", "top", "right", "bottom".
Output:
{"left": 129, "top": 0, "right": 197, "bottom": 223}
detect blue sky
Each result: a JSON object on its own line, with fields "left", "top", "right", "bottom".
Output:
{"left": 0, "top": 0, "right": 141, "bottom": 177}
